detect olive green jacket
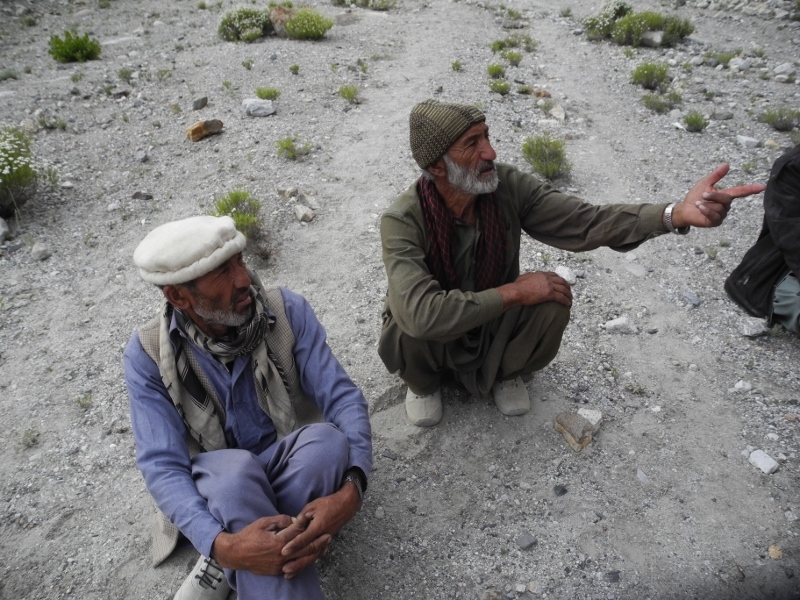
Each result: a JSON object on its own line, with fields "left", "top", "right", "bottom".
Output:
{"left": 380, "top": 163, "right": 670, "bottom": 342}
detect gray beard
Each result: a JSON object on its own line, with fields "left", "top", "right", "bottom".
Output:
{"left": 443, "top": 154, "right": 499, "bottom": 195}
{"left": 193, "top": 300, "right": 252, "bottom": 328}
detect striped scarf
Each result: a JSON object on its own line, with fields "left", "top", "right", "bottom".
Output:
{"left": 417, "top": 176, "right": 507, "bottom": 292}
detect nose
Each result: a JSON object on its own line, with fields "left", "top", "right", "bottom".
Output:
{"left": 480, "top": 138, "right": 497, "bottom": 162}
{"left": 233, "top": 260, "right": 251, "bottom": 289}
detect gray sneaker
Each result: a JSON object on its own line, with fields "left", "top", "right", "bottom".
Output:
{"left": 173, "top": 555, "right": 230, "bottom": 600}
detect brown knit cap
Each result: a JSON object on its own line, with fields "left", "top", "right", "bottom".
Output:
{"left": 409, "top": 99, "right": 486, "bottom": 169}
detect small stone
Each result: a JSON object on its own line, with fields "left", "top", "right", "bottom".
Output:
{"left": 553, "top": 413, "right": 594, "bottom": 452}
{"left": 785, "top": 414, "right": 798, "bottom": 422}
{"left": 608, "top": 570, "right": 620, "bottom": 583}
{"left": 0, "top": 217, "right": 9, "bottom": 244}
{"left": 577, "top": 408, "right": 602, "bottom": 433}
{"left": 279, "top": 187, "right": 299, "bottom": 198}
{"left": 640, "top": 30, "right": 663, "bottom": 47}
{"left": 553, "top": 484, "right": 568, "bottom": 496}
{"left": 636, "top": 469, "right": 650, "bottom": 484}
{"left": 60, "top": 181, "right": 74, "bottom": 189}
{"left": 769, "top": 545, "right": 783, "bottom": 559}
{"left": 737, "top": 135, "right": 760, "bottom": 149}
{"left": 186, "top": 119, "right": 223, "bottom": 142}
{"left": 515, "top": 584, "right": 527, "bottom": 593}
{"left": 242, "top": 99, "right": 276, "bottom": 117}
{"left": 773, "top": 62, "right": 796, "bottom": 76}
{"left": 646, "top": 327, "right": 658, "bottom": 334}
{"left": 681, "top": 291, "right": 702, "bottom": 307}
{"left": 749, "top": 449, "right": 779, "bottom": 474}
{"left": 375, "top": 506, "right": 385, "bottom": 518}
{"left": 294, "top": 205, "right": 315, "bottom": 222}
{"left": 548, "top": 103, "right": 566, "bottom": 122}
{"left": 728, "top": 57, "right": 751, "bottom": 71}
{"left": 132, "top": 191, "right": 153, "bottom": 200}
{"left": 107, "top": 202, "right": 120, "bottom": 212}
{"left": 690, "top": 55, "right": 705, "bottom": 66}
{"left": 381, "top": 449, "right": 398, "bottom": 460}
{"left": 711, "top": 111, "right": 734, "bottom": 120}
{"left": 192, "top": 96, "right": 208, "bottom": 110}
{"left": 31, "top": 242, "right": 51, "bottom": 261}
{"left": 481, "top": 590, "right": 503, "bottom": 600}
{"left": 766, "top": 433, "right": 779, "bottom": 441}
{"left": 516, "top": 532, "right": 537, "bottom": 550}
{"left": 741, "top": 317, "right": 768, "bottom": 337}
{"left": 786, "top": 511, "right": 798, "bottom": 522}
{"left": 555, "top": 266, "right": 577, "bottom": 285}
{"left": 734, "top": 380, "right": 752, "bottom": 392}
{"left": 604, "top": 316, "right": 637, "bottom": 334}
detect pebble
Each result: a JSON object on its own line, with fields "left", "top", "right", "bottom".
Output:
{"left": 577, "top": 408, "right": 602, "bottom": 432}
{"left": 516, "top": 532, "right": 537, "bottom": 549}
{"left": 0, "top": 217, "right": 9, "bottom": 244}
{"left": 711, "top": 111, "right": 734, "bottom": 120}
{"left": 741, "top": 317, "right": 768, "bottom": 337}
{"left": 132, "top": 191, "right": 153, "bottom": 200}
{"left": 604, "top": 316, "right": 637, "bottom": 334}
{"left": 636, "top": 469, "right": 650, "bottom": 484}
{"left": 773, "top": 62, "right": 796, "bottom": 76}
{"left": 748, "top": 449, "right": 779, "bottom": 474}
{"left": 737, "top": 135, "right": 760, "bottom": 148}
{"left": 242, "top": 99, "right": 276, "bottom": 117}
{"left": 31, "top": 243, "right": 51, "bottom": 261}
{"left": 294, "top": 205, "right": 316, "bottom": 222}
{"left": 375, "top": 506, "right": 385, "bottom": 518}
{"left": 681, "top": 291, "right": 702, "bottom": 307}
{"left": 555, "top": 265, "right": 576, "bottom": 285}
{"left": 107, "top": 203, "right": 120, "bottom": 212}
{"left": 135, "top": 150, "right": 149, "bottom": 163}
{"left": 192, "top": 96, "right": 208, "bottom": 110}
{"left": 553, "top": 484, "right": 568, "bottom": 496}
{"left": 734, "top": 380, "right": 752, "bottom": 392}
{"left": 608, "top": 570, "right": 620, "bottom": 583}
{"left": 766, "top": 433, "right": 779, "bottom": 441}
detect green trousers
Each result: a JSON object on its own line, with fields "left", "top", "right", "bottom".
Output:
{"left": 773, "top": 273, "right": 800, "bottom": 334}
{"left": 378, "top": 302, "right": 570, "bottom": 398}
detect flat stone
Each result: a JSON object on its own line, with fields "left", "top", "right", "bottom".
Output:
{"left": 132, "top": 191, "right": 153, "bottom": 200}
{"left": 735, "top": 380, "right": 752, "bottom": 392}
{"left": 186, "top": 119, "right": 223, "bottom": 142}
{"left": 737, "top": 135, "right": 760, "bottom": 148}
{"left": 242, "top": 99, "right": 276, "bottom": 117}
{"left": 749, "top": 449, "right": 779, "bottom": 474}
{"left": 741, "top": 317, "right": 768, "bottom": 337}
{"left": 604, "top": 316, "right": 637, "bottom": 334}
{"left": 294, "top": 205, "right": 315, "bottom": 222}
{"left": 636, "top": 469, "right": 650, "bottom": 484}
{"left": 774, "top": 62, "right": 796, "bottom": 76}
{"left": 107, "top": 202, "right": 120, "bottom": 212}
{"left": 577, "top": 408, "right": 602, "bottom": 433}
{"left": 555, "top": 266, "right": 576, "bottom": 285}
{"left": 681, "top": 291, "right": 702, "bottom": 307}
{"left": 690, "top": 55, "right": 705, "bottom": 66}
{"left": 516, "top": 532, "right": 537, "bottom": 550}
{"left": 711, "top": 111, "right": 734, "bottom": 120}
{"left": 553, "top": 412, "right": 594, "bottom": 452}
{"left": 31, "top": 242, "right": 51, "bottom": 261}
{"left": 192, "top": 96, "right": 208, "bottom": 110}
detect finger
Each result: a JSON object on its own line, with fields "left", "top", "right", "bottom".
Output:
{"left": 717, "top": 183, "right": 766, "bottom": 199}
{"left": 699, "top": 163, "right": 730, "bottom": 188}
{"left": 695, "top": 201, "right": 727, "bottom": 224}
{"left": 282, "top": 536, "right": 331, "bottom": 578}
{"left": 281, "top": 523, "right": 324, "bottom": 556}
{"left": 255, "top": 515, "right": 293, "bottom": 531}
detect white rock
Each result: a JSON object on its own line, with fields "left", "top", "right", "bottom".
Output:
{"left": 636, "top": 468, "right": 650, "bottom": 484}
{"left": 294, "top": 205, "right": 315, "bottom": 222}
{"left": 604, "top": 316, "right": 637, "bottom": 334}
{"left": 242, "top": 99, "right": 276, "bottom": 117}
{"left": 748, "top": 449, "right": 779, "bottom": 474}
{"left": 107, "top": 203, "right": 120, "bottom": 212}
{"left": 577, "top": 408, "right": 602, "bottom": 433}
{"left": 548, "top": 103, "right": 566, "bottom": 122}
{"left": 737, "top": 135, "right": 759, "bottom": 148}
{"left": 766, "top": 433, "right": 779, "bottom": 441}
{"left": 774, "top": 62, "right": 796, "bottom": 76}
{"left": 640, "top": 30, "right": 663, "bottom": 47}
{"left": 734, "top": 380, "right": 752, "bottom": 392}
{"left": 554, "top": 266, "right": 576, "bottom": 285}
{"left": 31, "top": 243, "right": 51, "bottom": 261}
{"left": 741, "top": 317, "right": 768, "bottom": 337}
{"left": 728, "top": 57, "right": 751, "bottom": 71}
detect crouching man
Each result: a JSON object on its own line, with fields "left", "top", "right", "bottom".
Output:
{"left": 123, "top": 216, "right": 372, "bottom": 600}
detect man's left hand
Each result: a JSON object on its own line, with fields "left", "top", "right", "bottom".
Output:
{"left": 279, "top": 484, "right": 361, "bottom": 578}
{"left": 672, "top": 163, "right": 766, "bottom": 229}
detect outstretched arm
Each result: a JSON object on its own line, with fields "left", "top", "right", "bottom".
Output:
{"left": 671, "top": 163, "right": 766, "bottom": 229}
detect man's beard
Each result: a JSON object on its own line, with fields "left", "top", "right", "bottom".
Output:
{"left": 193, "top": 293, "right": 253, "bottom": 328}
{"left": 443, "top": 154, "right": 499, "bottom": 195}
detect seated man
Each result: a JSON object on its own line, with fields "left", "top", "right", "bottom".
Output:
{"left": 124, "top": 216, "right": 371, "bottom": 600}
{"left": 379, "top": 99, "right": 765, "bottom": 427}
{"left": 726, "top": 143, "right": 800, "bottom": 334}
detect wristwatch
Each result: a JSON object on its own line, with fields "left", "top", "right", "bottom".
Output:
{"left": 664, "top": 203, "right": 690, "bottom": 235}
{"left": 344, "top": 472, "right": 364, "bottom": 502}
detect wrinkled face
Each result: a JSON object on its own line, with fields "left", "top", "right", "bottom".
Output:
{"left": 184, "top": 253, "right": 253, "bottom": 332}
{"left": 442, "top": 123, "right": 499, "bottom": 195}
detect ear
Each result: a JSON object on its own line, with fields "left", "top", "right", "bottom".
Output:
{"left": 163, "top": 284, "right": 193, "bottom": 311}
{"left": 427, "top": 156, "right": 447, "bottom": 179}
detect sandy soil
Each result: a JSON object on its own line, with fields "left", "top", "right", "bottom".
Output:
{"left": 1, "top": 0, "right": 799, "bottom": 598}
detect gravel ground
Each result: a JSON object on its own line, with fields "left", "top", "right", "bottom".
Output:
{"left": 1, "top": 0, "right": 799, "bottom": 598}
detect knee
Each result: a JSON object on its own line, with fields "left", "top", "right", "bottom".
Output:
{"left": 297, "top": 423, "right": 349, "bottom": 469}
{"left": 192, "top": 449, "right": 263, "bottom": 488}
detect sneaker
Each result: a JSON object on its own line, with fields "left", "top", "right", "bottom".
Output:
{"left": 405, "top": 388, "right": 442, "bottom": 427}
{"left": 491, "top": 376, "right": 531, "bottom": 416}
{"left": 174, "top": 555, "right": 230, "bottom": 600}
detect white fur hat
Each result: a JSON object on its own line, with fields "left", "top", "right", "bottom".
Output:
{"left": 134, "top": 215, "right": 246, "bottom": 285}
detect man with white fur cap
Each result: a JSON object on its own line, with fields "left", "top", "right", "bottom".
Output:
{"left": 123, "top": 215, "right": 371, "bottom": 600}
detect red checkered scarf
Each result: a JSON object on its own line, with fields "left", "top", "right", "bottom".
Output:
{"left": 417, "top": 176, "right": 507, "bottom": 292}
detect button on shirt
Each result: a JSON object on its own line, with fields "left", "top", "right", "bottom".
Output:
{"left": 124, "top": 287, "right": 372, "bottom": 558}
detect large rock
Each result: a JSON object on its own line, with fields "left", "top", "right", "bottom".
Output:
{"left": 774, "top": 62, "right": 797, "bottom": 76}
{"left": 242, "top": 99, "right": 276, "bottom": 117}
{"left": 185, "top": 119, "right": 223, "bottom": 142}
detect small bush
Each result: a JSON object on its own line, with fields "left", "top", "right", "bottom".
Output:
{"left": 289, "top": 64, "right": 300, "bottom": 75}
{"left": 75, "top": 394, "right": 93, "bottom": 410}
{"left": 21, "top": 428, "right": 40, "bottom": 449}
{"left": 339, "top": 84, "right": 360, "bottom": 103}
{"left": 0, "top": 69, "right": 18, "bottom": 81}
{"left": 642, "top": 91, "right": 682, "bottom": 113}
{"left": 631, "top": 62, "right": 669, "bottom": 91}
{"left": 117, "top": 68, "right": 134, "bottom": 84}
{"left": 242, "top": 59, "right": 254, "bottom": 70}
{"left": 490, "top": 34, "right": 538, "bottom": 53}
{"left": 218, "top": 8, "right": 273, "bottom": 42}
{"left": 451, "top": 60, "right": 463, "bottom": 72}
{"left": 285, "top": 8, "right": 334, "bottom": 40}
{"left": 760, "top": 107, "right": 799, "bottom": 132}
{"left": 198, "top": 1, "right": 207, "bottom": 8}
{"left": 560, "top": 8, "right": 572, "bottom": 18}
{"left": 522, "top": 135, "right": 571, "bottom": 180}
{"left": 683, "top": 111, "right": 709, "bottom": 132}
{"left": 487, "top": 63, "right": 506, "bottom": 79}
{"left": 48, "top": 31, "right": 102, "bottom": 63}
{"left": 213, "top": 188, "right": 262, "bottom": 238}
{"left": 276, "top": 137, "right": 312, "bottom": 160}
{"left": 611, "top": 12, "right": 693, "bottom": 47}
{"left": 506, "top": 8, "right": 521, "bottom": 20}
{"left": 256, "top": 87, "right": 281, "bottom": 100}
{"left": 705, "top": 50, "right": 738, "bottom": 67}
{"left": 583, "top": 0, "right": 633, "bottom": 40}
{"left": 489, "top": 80, "right": 510, "bottom": 95}
{"left": 23, "top": 16, "right": 37, "bottom": 26}
{"left": 501, "top": 49, "right": 522, "bottom": 66}
{"left": 0, "top": 128, "right": 40, "bottom": 218}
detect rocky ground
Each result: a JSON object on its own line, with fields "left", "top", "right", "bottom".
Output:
{"left": 1, "top": 0, "right": 799, "bottom": 598}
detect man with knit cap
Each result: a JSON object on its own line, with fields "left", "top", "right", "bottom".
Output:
{"left": 379, "top": 99, "right": 765, "bottom": 427}
{"left": 124, "top": 215, "right": 371, "bottom": 600}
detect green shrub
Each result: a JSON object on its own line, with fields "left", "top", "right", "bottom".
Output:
{"left": 501, "top": 50, "right": 522, "bottom": 66}
{"left": 705, "top": 50, "right": 738, "bottom": 67}
{"left": 487, "top": 63, "right": 506, "bottom": 78}
{"left": 355, "top": 0, "right": 397, "bottom": 9}
{"left": 451, "top": 60, "right": 463, "bottom": 72}
{"left": 611, "top": 12, "right": 693, "bottom": 47}
{"left": 0, "top": 69, "right": 18, "bottom": 81}
{"left": 256, "top": 87, "right": 281, "bottom": 100}
{"left": 683, "top": 111, "right": 709, "bottom": 132}
{"left": 218, "top": 8, "right": 273, "bottom": 42}
{"left": 198, "top": 1, "right": 207, "bottom": 8}
{"left": 289, "top": 64, "right": 300, "bottom": 75}
{"left": 0, "top": 128, "right": 40, "bottom": 218}
{"left": 490, "top": 34, "right": 538, "bottom": 53}
{"left": 213, "top": 189, "right": 262, "bottom": 239}
{"left": 662, "top": 15, "right": 694, "bottom": 46}
{"left": 583, "top": 0, "right": 633, "bottom": 40}
{"left": 760, "top": 107, "right": 799, "bottom": 132}
{"left": 285, "top": 8, "right": 334, "bottom": 40}
{"left": 506, "top": 8, "right": 521, "bottom": 20}
{"left": 20, "top": 428, "right": 40, "bottom": 449}
{"left": 75, "top": 394, "right": 93, "bottom": 410}
{"left": 339, "top": 84, "right": 360, "bottom": 103}
{"left": 560, "top": 8, "right": 572, "bottom": 18}
{"left": 276, "top": 137, "right": 312, "bottom": 160}
{"left": 242, "top": 59, "right": 254, "bottom": 70}
{"left": 48, "top": 31, "right": 102, "bottom": 63}
{"left": 117, "top": 67, "right": 134, "bottom": 84}
{"left": 489, "top": 80, "right": 510, "bottom": 95}
{"left": 642, "top": 91, "right": 682, "bottom": 113}
{"left": 522, "top": 134, "right": 571, "bottom": 180}
{"left": 23, "top": 16, "right": 37, "bottom": 26}
{"left": 631, "top": 62, "right": 669, "bottom": 91}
